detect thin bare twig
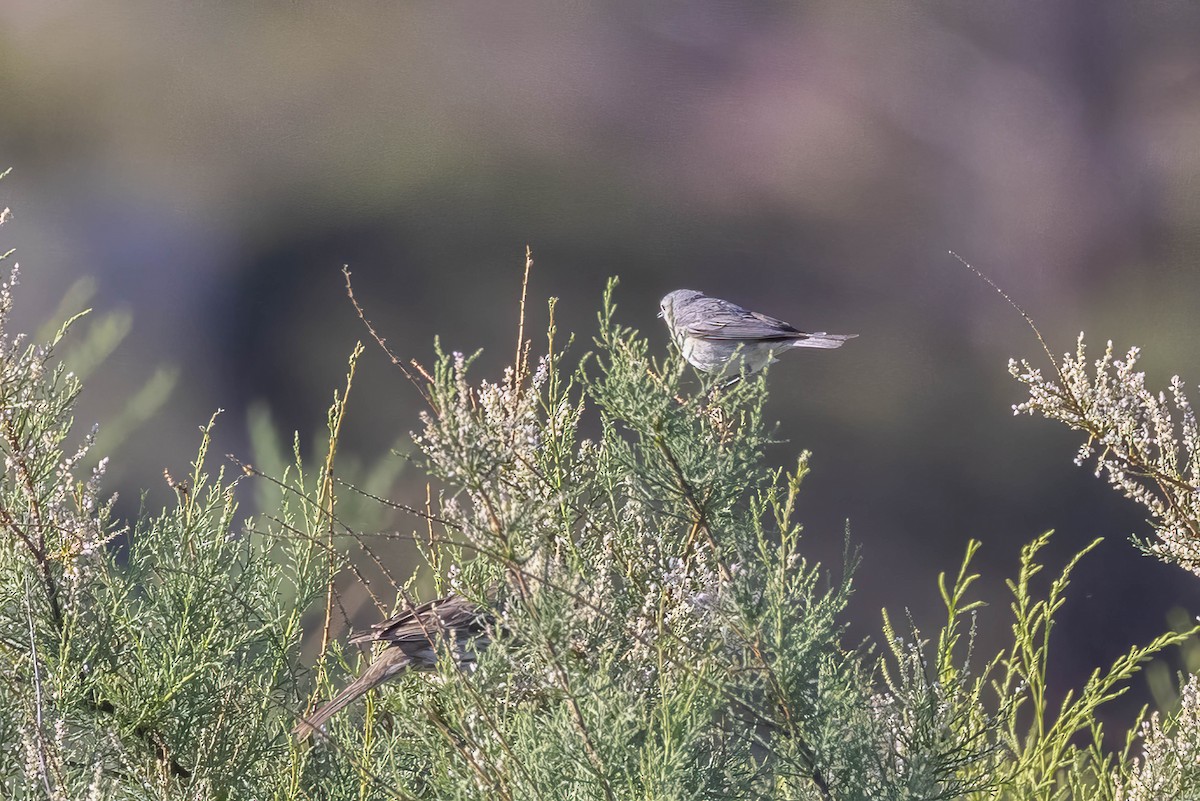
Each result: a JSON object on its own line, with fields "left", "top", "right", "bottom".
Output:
{"left": 343, "top": 266, "right": 434, "bottom": 409}
{"left": 949, "top": 250, "right": 1058, "bottom": 379}
{"left": 25, "top": 575, "right": 55, "bottom": 797}
{"left": 514, "top": 246, "right": 534, "bottom": 392}
{"left": 320, "top": 343, "right": 363, "bottom": 655}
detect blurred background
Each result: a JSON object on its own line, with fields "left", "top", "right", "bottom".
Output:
{"left": 2, "top": 1, "right": 1199, "bottom": 728}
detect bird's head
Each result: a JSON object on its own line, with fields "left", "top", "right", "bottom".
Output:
{"left": 659, "top": 289, "right": 705, "bottom": 326}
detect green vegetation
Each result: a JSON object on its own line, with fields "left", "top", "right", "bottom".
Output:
{"left": 1, "top": 218, "right": 1198, "bottom": 798}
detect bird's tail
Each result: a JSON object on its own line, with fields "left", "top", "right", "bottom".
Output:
{"left": 791, "top": 332, "right": 857, "bottom": 349}
{"left": 293, "top": 650, "right": 414, "bottom": 739}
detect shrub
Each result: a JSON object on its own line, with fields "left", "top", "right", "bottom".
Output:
{"left": 0, "top": 212, "right": 1194, "bottom": 798}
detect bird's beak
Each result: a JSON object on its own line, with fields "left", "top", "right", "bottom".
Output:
{"left": 656, "top": 310, "right": 664, "bottom": 319}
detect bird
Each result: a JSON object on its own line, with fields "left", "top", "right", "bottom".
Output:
{"left": 659, "top": 289, "right": 856, "bottom": 376}
{"left": 294, "top": 593, "right": 493, "bottom": 739}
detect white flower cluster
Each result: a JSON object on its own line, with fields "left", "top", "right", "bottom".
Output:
{"left": 415, "top": 344, "right": 744, "bottom": 706}
{"left": 627, "top": 552, "right": 727, "bottom": 667}
{"left": 414, "top": 353, "right": 569, "bottom": 556}
{"left": 0, "top": 262, "right": 119, "bottom": 609}
{"left": 868, "top": 635, "right": 981, "bottom": 796}
{"left": 1010, "top": 335, "right": 1200, "bottom": 573}
{"left": 1113, "top": 673, "right": 1200, "bottom": 800}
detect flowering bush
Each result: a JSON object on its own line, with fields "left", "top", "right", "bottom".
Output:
{"left": 1011, "top": 336, "right": 1200, "bottom": 573}
{"left": 0, "top": 201, "right": 1194, "bottom": 798}
{"left": 1011, "top": 334, "right": 1200, "bottom": 799}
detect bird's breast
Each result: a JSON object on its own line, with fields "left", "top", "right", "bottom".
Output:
{"left": 682, "top": 337, "right": 777, "bottom": 374}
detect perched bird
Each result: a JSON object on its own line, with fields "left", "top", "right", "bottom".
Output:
{"left": 659, "top": 289, "right": 856, "bottom": 376}
{"left": 294, "top": 594, "right": 493, "bottom": 739}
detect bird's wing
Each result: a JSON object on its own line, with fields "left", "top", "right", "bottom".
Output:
{"left": 349, "top": 596, "right": 488, "bottom": 646}
{"left": 683, "top": 297, "right": 807, "bottom": 341}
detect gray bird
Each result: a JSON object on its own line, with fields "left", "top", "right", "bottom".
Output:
{"left": 659, "top": 289, "right": 856, "bottom": 376}
{"left": 294, "top": 594, "right": 492, "bottom": 739}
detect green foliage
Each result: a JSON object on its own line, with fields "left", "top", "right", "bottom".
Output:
{"left": 0, "top": 267, "right": 325, "bottom": 796}
{"left": 0, "top": 218, "right": 1195, "bottom": 798}
{"left": 1011, "top": 332, "right": 1200, "bottom": 798}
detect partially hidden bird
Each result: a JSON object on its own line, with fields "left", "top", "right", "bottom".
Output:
{"left": 294, "top": 594, "right": 492, "bottom": 739}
